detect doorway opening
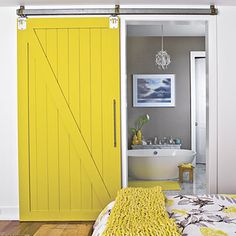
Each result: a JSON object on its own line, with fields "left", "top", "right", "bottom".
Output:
{"left": 191, "top": 51, "right": 206, "bottom": 163}
{"left": 120, "top": 15, "right": 218, "bottom": 195}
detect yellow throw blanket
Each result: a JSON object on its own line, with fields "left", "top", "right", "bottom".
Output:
{"left": 103, "top": 187, "right": 180, "bottom": 236}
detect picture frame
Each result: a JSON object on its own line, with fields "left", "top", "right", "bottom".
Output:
{"left": 133, "top": 74, "right": 175, "bottom": 107}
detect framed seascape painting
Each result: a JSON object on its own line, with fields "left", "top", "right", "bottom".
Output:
{"left": 133, "top": 74, "right": 175, "bottom": 107}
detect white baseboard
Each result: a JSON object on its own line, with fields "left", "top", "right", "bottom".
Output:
{"left": 0, "top": 206, "right": 19, "bottom": 220}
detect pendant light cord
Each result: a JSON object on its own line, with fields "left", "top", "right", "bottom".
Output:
{"left": 161, "top": 25, "right": 164, "bottom": 51}
{"left": 156, "top": 24, "right": 171, "bottom": 70}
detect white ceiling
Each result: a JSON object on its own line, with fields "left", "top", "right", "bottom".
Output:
{"left": 1, "top": 0, "right": 236, "bottom": 7}
{"left": 127, "top": 21, "right": 205, "bottom": 37}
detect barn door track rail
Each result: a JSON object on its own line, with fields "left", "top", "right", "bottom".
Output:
{"left": 17, "top": 5, "right": 218, "bottom": 17}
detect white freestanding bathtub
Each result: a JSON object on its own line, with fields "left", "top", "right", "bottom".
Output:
{"left": 128, "top": 149, "right": 196, "bottom": 180}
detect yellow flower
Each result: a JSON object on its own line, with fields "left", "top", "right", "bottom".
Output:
{"left": 223, "top": 206, "right": 236, "bottom": 213}
{"left": 200, "top": 227, "right": 228, "bottom": 236}
{"left": 222, "top": 194, "right": 236, "bottom": 199}
{"left": 223, "top": 206, "right": 236, "bottom": 217}
{"left": 172, "top": 209, "right": 187, "bottom": 215}
{"left": 166, "top": 199, "right": 174, "bottom": 207}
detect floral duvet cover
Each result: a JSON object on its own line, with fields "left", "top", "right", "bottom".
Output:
{"left": 93, "top": 195, "right": 236, "bottom": 236}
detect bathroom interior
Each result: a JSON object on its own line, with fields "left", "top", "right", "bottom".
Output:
{"left": 126, "top": 21, "right": 207, "bottom": 195}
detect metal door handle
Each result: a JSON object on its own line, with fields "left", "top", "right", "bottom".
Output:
{"left": 113, "top": 99, "right": 117, "bottom": 147}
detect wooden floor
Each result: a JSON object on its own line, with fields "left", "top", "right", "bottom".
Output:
{"left": 0, "top": 221, "right": 94, "bottom": 236}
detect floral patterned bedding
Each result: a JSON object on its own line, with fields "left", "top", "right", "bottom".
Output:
{"left": 92, "top": 195, "right": 236, "bottom": 236}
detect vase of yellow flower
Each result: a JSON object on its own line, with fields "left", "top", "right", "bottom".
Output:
{"left": 132, "top": 134, "right": 139, "bottom": 145}
{"left": 130, "top": 114, "right": 150, "bottom": 145}
{"left": 137, "top": 130, "right": 142, "bottom": 144}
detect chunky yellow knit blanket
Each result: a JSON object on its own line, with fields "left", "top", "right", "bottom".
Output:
{"left": 103, "top": 187, "right": 180, "bottom": 236}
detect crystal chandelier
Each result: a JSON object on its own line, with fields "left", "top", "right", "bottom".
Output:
{"left": 155, "top": 25, "right": 171, "bottom": 70}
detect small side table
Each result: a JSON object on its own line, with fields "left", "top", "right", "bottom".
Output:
{"left": 178, "top": 165, "right": 194, "bottom": 183}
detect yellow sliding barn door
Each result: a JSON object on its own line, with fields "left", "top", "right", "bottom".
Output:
{"left": 18, "top": 18, "right": 121, "bottom": 221}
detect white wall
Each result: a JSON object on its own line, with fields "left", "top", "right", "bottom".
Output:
{"left": 0, "top": 5, "right": 236, "bottom": 220}
{"left": 217, "top": 6, "right": 236, "bottom": 194}
{"left": 0, "top": 7, "right": 18, "bottom": 219}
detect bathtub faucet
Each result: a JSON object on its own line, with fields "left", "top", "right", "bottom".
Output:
{"left": 168, "top": 136, "right": 174, "bottom": 144}
{"left": 159, "top": 136, "right": 174, "bottom": 145}
{"left": 159, "top": 137, "right": 166, "bottom": 145}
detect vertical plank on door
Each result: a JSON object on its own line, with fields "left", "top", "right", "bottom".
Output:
{"left": 35, "top": 29, "right": 47, "bottom": 54}
{"left": 46, "top": 29, "right": 58, "bottom": 79}
{"left": 81, "top": 166, "right": 92, "bottom": 210}
{"left": 35, "top": 48, "right": 49, "bottom": 210}
{"left": 90, "top": 29, "right": 103, "bottom": 178}
{"left": 68, "top": 29, "right": 81, "bottom": 128}
{"left": 70, "top": 141, "right": 82, "bottom": 210}
{"left": 58, "top": 117, "right": 71, "bottom": 211}
{"left": 58, "top": 29, "right": 69, "bottom": 102}
{"left": 79, "top": 29, "right": 91, "bottom": 151}
{"left": 47, "top": 93, "right": 60, "bottom": 211}
{"left": 28, "top": 44, "right": 38, "bottom": 211}
{"left": 46, "top": 29, "right": 60, "bottom": 211}
{"left": 68, "top": 29, "right": 82, "bottom": 211}
{"left": 79, "top": 29, "right": 93, "bottom": 209}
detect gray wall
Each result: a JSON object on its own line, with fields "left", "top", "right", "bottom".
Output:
{"left": 127, "top": 37, "right": 205, "bottom": 149}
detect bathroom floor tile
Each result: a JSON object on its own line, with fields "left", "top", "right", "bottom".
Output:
{"left": 165, "top": 164, "right": 206, "bottom": 196}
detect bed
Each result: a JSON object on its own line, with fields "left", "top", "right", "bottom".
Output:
{"left": 92, "top": 191, "right": 236, "bottom": 236}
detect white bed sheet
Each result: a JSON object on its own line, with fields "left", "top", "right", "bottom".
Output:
{"left": 92, "top": 194, "right": 236, "bottom": 236}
